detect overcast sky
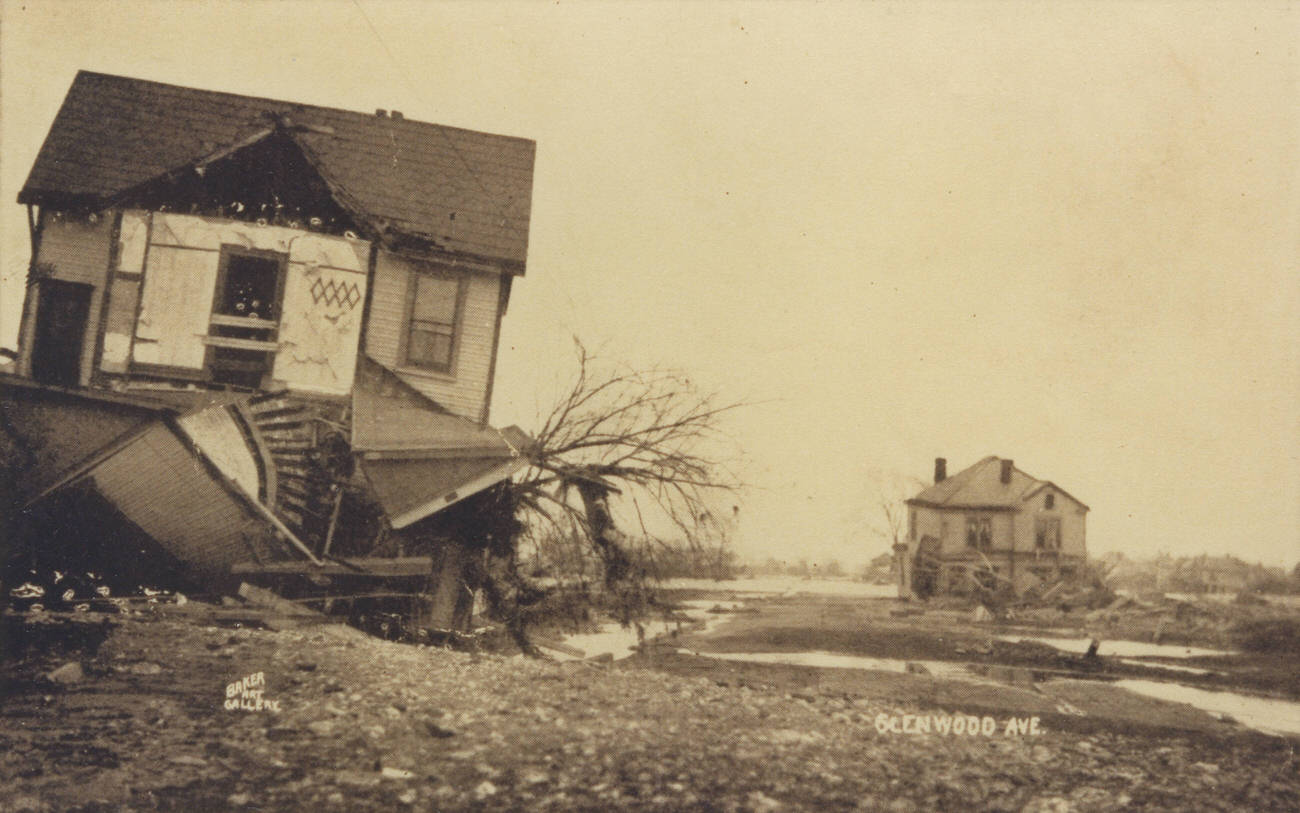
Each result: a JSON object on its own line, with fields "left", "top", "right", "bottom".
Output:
{"left": 2, "top": 1, "right": 1296, "bottom": 569}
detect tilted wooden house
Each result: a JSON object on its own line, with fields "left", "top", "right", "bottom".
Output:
{"left": 897, "top": 456, "right": 1088, "bottom": 598}
{"left": 1, "top": 71, "right": 536, "bottom": 623}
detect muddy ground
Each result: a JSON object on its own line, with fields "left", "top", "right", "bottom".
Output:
{"left": 0, "top": 593, "right": 1298, "bottom": 812}
{"left": 664, "top": 592, "right": 1300, "bottom": 701}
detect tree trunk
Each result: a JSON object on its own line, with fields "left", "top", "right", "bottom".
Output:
{"left": 575, "top": 480, "right": 630, "bottom": 586}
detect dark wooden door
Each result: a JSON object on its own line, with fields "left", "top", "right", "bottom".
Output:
{"left": 31, "top": 279, "right": 93, "bottom": 386}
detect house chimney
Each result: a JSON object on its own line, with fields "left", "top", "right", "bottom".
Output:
{"left": 375, "top": 109, "right": 387, "bottom": 117}
{"left": 934, "top": 458, "right": 947, "bottom": 483}
{"left": 1001, "top": 459, "right": 1014, "bottom": 484}
{"left": 390, "top": 110, "right": 403, "bottom": 120}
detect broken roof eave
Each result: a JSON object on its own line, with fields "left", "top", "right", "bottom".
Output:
{"left": 17, "top": 189, "right": 106, "bottom": 209}
{"left": 379, "top": 233, "right": 527, "bottom": 276}
{"left": 384, "top": 456, "right": 527, "bottom": 530}
{"left": 19, "top": 190, "right": 528, "bottom": 278}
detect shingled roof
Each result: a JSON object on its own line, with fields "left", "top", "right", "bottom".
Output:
{"left": 906, "top": 456, "right": 1089, "bottom": 511}
{"left": 18, "top": 71, "right": 535, "bottom": 269}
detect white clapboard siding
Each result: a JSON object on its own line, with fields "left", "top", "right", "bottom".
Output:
{"left": 365, "top": 251, "right": 501, "bottom": 421}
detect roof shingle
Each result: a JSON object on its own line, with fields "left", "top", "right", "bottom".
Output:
{"left": 19, "top": 71, "right": 535, "bottom": 268}
{"left": 907, "top": 456, "right": 1088, "bottom": 511}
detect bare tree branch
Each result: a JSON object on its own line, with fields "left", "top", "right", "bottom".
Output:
{"left": 511, "top": 340, "right": 747, "bottom": 590}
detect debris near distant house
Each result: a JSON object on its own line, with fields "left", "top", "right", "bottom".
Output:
{"left": 893, "top": 456, "right": 1089, "bottom": 601}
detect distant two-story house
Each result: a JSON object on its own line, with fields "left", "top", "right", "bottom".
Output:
{"left": 2, "top": 71, "right": 536, "bottom": 624}
{"left": 897, "top": 456, "right": 1088, "bottom": 598}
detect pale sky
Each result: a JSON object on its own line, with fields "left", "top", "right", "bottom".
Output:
{"left": 2, "top": 1, "right": 1297, "bottom": 569}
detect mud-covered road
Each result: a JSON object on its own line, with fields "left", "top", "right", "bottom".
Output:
{"left": 1, "top": 604, "right": 1298, "bottom": 812}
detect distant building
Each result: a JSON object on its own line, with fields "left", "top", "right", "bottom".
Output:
{"left": 897, "top": 457, "right": 1088, "bottom": 598}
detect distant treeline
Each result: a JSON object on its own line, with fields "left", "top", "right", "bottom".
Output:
{"left": 1098, "top": 552, "right": 1300, "bottom": 595}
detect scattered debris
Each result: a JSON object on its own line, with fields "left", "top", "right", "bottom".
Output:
{"left": 47, "top": 661, "right": 84, "bottom": 684}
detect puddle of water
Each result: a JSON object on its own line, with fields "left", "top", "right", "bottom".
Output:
{"left": 686, "top": 650, "right": 1299, "bottom": 738}
{"left": 1113, "top": 680, "right": 1300, "bottom": 737}
{"left": 665, "top": 577, "right": 899, "bottom": 599}
{"left": 997, "top": 635, "right": 1233, "bottom": 659}
{"left": 676, "top": 649, "right": 989, "bottom": 683}
{"left": 1116, "top": 659, "right": 1213, "bottom": 675}
{"left": 679, "top": 599, "right": 750, "bottom": 612}
{"left": 555, "top": 608, "right": 739, "bottom": 661}
{"left": 1116, "top": 659, "right": 1217, "bottom": 675}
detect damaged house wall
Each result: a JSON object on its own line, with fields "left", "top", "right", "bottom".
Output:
{"left": 114, "top": 211, "right": 370, "bottom": 397}
{"left": 364, "top": 251, "right": 503, "bottom": 422}
{"left": 16, "top": 212, "right": 115, "bottom": 385}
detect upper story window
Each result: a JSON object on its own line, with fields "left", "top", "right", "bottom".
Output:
{"left": 1045, "top": 492, "right": 1055, "bottom": 509}
{"left": 206, "top": 245, "right": 287, "bottom": 388}
{"left": 215, "top": 248, "right": 285, "bottom": 321}
{"left": 404, "top": 269, "right": 465, "bottom": 374}
{"left": 965, "top": 516, "right": 992, "bottom": 550}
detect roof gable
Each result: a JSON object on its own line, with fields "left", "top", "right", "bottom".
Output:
{"left": 907, "top": 457, "right": 1083, "bottom": 510}
{"left": 19, "top": 71, "right": 535, "bottom": 269}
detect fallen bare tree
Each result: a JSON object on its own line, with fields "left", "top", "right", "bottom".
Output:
{"left": 478, "top": 340, "right": 748, "bottom": 653}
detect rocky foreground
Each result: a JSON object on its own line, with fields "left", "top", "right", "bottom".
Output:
{"left": 2, "top": 612, "right": 1298, "bottom": 812}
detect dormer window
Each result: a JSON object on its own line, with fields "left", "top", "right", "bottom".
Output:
{"left": 403, "top": 268, "right": 465, "bottom": 374}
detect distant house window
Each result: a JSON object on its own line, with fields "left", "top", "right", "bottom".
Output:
{"left": 1035, "top": 517, "right": 1061, "bottom": 550}
{"left": 966, "top": 517, "right": 992, "bottom": 550}
{"left": 404, "top": 270, "right": 464, "bottom": 373}
{"left": 1045, "top": 493, "right": 1055, "bottom": 509}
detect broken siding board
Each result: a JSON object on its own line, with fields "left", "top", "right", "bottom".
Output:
{"left": 133, "top": 245, "right": 217, "bottom": 370}
{"left": 117, "top": 211, "right": 150, "bottom": 274}
{"left": 150, "top": 214, "right": 370, "bottom": 272}
{"left": 176, "top": 405, "right": 262, "bottom": 499}
{"left": 100, "top": 275, "right": 140, "bottom": 373}
{"left": 271, "top": 260, "right": 367, "bottom": 396}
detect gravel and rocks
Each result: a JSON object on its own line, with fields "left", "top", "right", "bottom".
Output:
{"left": 1, "top": 610, "right": 1297, "bottom": 811}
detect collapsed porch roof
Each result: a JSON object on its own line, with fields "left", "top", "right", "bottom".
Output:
{"left": 351, "top": 355, "right": 530, "bottom": 529}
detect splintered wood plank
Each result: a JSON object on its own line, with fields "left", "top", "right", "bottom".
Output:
{"left": 230, "top": 557, "right": 433, "bottom": 578}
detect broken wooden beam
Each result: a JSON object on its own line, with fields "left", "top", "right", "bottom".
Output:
{"left": 230, "top": 556, "right": 433, "bottom": 578}
{"left": 237, "top": 582, "right": 326, "bottom": 618}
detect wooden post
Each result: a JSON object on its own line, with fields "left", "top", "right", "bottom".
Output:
{"left": 422, "top": 538, "right": 477, "bottom": 632}
{"left": 322, "top": 487, "right": 345, "bottom": 556}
